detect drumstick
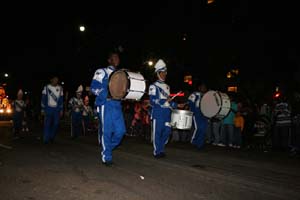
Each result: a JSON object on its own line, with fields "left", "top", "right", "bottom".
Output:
{"left": 164, "top": 91, "right": 183, "bottom": 110}
{"left": 170, "top": 91, "right": 182, "bottom": 101}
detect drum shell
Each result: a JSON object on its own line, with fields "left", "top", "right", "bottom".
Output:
{"left": 124, "top": 71, "right": 146, "bottom": 100}
{"left": 171, "top": 109, "right": 193, "bottom": 130}
{"left": 109, "top": 69, "right": 146, "bottom": 100}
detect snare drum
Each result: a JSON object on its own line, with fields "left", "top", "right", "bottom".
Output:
{"left": 200, "top": 90, "right": 231, "bottom": 119}
{"left": 109, "top": 69, "right": 146, "bottom": 100}
{"left": 171, "top": 109, "right": 193, "bottom": 130}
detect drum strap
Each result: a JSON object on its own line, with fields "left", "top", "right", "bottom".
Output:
{"left": 47, "top": 87, "right": 59, "bottom": 103}
{"left": 14, "top": 100, "right": 25, "bottom": 111}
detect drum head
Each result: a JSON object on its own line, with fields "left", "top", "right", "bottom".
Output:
{"left": 109, "top": 70, "right": 128, "bottom": 99}
{"left": 200, "top": 91, "right": 221, "bottom": 118}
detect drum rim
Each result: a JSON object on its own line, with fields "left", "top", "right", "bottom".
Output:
{"left": 218, "top": 92, "right": 232, "bottom": 119}
{"left": 172, "top": 127, "right": 192, "bottom": 130}
{"left": 108, "top": 69, "right": 130, "bottom": 99}
{"left": 123, "top": 70, "right": 132, "bottom": 99}
{"left": 172, "top": 109, "right": 193, "bottom": 115}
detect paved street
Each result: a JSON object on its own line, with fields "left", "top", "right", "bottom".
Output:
{"left": 1, "top": 126, "right": 300, "bottom": 200}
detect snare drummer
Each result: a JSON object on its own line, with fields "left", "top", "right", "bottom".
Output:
{"left": 149, "top": 59, "right": 178, "bottom": 158}
{"left": 188, "top": 82, "right": 208, "bottom": 150}
{"left": 90, "top": 51, "right": 126, "bottom": 166}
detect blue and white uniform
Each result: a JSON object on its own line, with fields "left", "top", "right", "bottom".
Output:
{"left": 90, "top": 66, "right": 126, "bottom": 163}
{"left": 149, "top": 81, "right": 177, "bottom": 156}
{"left": 149, "top": 59, "right": 177, "bottom": 156}
{"left": 68, "top": 96, "right": 84, "bottom": 138}
{"left": 41, "top": 84, "right": 63, "bottom": 143}
{"left": 12, "top": 91, "right": 26, "bottom": 134}
{"left": 188, "top": 92, "right": 208, "bottom": 149}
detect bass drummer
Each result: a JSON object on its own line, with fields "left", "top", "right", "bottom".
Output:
{"left": 188, "top": 82, "right": 208, "bottom": 150}
{"left": 149, "top": 59, "right": 184, "bottom": 158}
{"left": 90, "top": 51, "right": 126, "bottom": 166}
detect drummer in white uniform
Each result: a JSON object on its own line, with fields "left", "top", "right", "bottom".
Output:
{"left": 149, "top": 59, "right": 182, "bottom": 158}
{"left": 68, "top": 85, "right": 84, "bottom": 139}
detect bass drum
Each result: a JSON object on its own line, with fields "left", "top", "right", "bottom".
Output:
{"left": 109, "top": 69, "right": 146, "bottom": 100}
{"left": 200, "top": 90, "right": 231, "bottom": 119}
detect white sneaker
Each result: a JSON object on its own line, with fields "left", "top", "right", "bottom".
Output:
{"left": 217, "top": 143, "right": 226, "bottom": 147}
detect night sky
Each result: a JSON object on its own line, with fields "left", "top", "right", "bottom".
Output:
{"left": 1, "top": 1, "right": 300, "bottom": 102}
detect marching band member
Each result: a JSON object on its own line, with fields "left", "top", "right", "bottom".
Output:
{"left": 149, "top": 59, "right": 177, "bottom": 158}
{"left": 41, "top": 75, "right": 64, "bottom": 144}
{"left": 82, "top": 95, "right": 93, "bottom": 135}
{"left": 90, "top": 52, "right": 126, "bottom": 166}
{"left": 188, "top": 82, "right": 208, "bottom": 150}
{"left": 12, "top": 89, "right": 26, "bottom": 137}
{"left": 68, "top": 85, "right": 84, "bottom": 139}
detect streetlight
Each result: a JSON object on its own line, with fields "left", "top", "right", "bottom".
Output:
{"left": 79, "top": 25, "right": 85, "bottom": 32}
{"left": 4, "top": 73, "right": 8, "bottom": 78}
{"left": 148, "top": 61, "right": 153, "bottom": 66}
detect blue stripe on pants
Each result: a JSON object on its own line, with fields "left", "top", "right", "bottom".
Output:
{"left": 191, "top": 115, "right": 208, "bottom": 149}
{"left": 152, "top": 118, "right": 171, "bottom": 156}
{"left": 98, "top": 101, "right": 126, "bottom": 162}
